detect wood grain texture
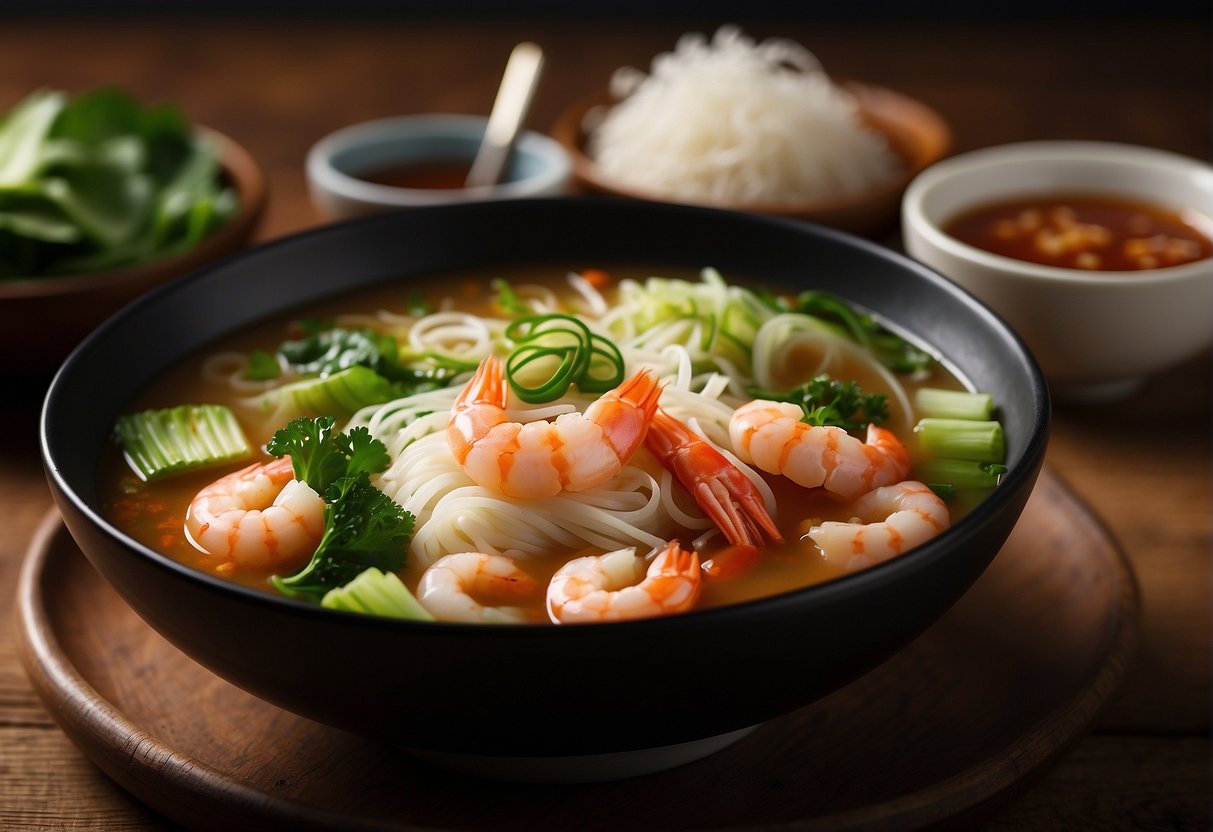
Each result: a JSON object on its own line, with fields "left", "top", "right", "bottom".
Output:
{"left": 0, "top": 14, "right": 1207, "bottom": 831}
{"left": 15, "top": 469, "right": 1138, "bottom": 831}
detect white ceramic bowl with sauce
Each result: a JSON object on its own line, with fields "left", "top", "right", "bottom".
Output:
{"left": 306, "top": 114, "right": 573, "bottom": 219}
{"left": 902, "top": 141, "right": 1213, "bottom": 403}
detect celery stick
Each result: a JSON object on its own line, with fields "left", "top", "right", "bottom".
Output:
{"left": 915, "top": 418, "right": 1006, "bottom": 463}
{"left": 913, "top": 458, "right": 1007, "bottom": 489}
{"left": 115, "top": 404, "right": 252, "bottom": 481}
{"left": 914, "top": 388, "right": 995, "bottom": 421}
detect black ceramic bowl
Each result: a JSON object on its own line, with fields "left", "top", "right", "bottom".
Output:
{"left": 41, "top": 198, "right": 1049, "bottom": 779}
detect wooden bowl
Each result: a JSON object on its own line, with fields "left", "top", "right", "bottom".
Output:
{"left": 0, "top": 128, "right": 266, "bottom": 375}
{"left": 552, "top": 82, "right": 951, "bottom": 239}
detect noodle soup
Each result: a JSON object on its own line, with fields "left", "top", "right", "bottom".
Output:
{"left": 102, "top": 266, "right": 1004, "bottom": 624}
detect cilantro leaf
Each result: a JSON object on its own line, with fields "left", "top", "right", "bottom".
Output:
{"left": 749, "top": 374, "right": 888, "bottom": 434}
{"left": 337, "top": 425, "right": 391, "bottom": 478}
{"left": 266, "top": 416, "right": 392, "bottom": 494}
{"left": 266, "top": 415, "right": 347, "bottom": 493}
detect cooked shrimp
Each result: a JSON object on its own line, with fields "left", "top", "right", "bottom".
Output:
{"left": 185, "top": 457, "right": 325, "bottom": 573}
{"left": 805, "top": 480, "right": 949, "bottom": 571}
{"left": 416, "top": 552, "right": 540, "bottom": 624}
{"left": 645, "top": 408, "right": 781, "bottom": 547}
{"left": 729, "top": 400, "right": 910, "bottom": 500}
{"left": 447, "top": 355, "right": 662, "bottom": 498}
{"left": 547, "top": 540, "right": 702, "bottom": 624}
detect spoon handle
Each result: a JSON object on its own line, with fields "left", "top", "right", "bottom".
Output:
{"left": 465, "top": 42, "right": 545, "bottom": 189}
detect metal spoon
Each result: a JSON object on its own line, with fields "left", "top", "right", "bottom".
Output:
{"left": 464, "top": 42, "right": 545, "bottom": 189}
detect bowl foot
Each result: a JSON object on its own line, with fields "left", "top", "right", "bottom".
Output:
{"left": 398, "top": 724, "right": 759, "bottom": 783}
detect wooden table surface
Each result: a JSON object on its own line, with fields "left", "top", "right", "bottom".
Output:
{"left": 1, "top": 13, "right": 1208, "bottom": 831}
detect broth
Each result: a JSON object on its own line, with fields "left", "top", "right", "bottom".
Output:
{"left": 100, "top": 265, "right": 980, "bottom": 621}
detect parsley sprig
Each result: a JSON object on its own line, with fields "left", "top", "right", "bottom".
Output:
{"left": 267, "top": 417, "right": 414, "bottom": 603}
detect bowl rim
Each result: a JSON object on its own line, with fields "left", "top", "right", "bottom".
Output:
{"left": 41, "top": 197, "right": 1050, "bottom": 638}
{"left": 902, "top": 139, "right": 1213, "bottom": 287}
{"left": 0, "top": 126, "right": 266, "bottom": 299}
{"left": 305, "top": 112, "right": 573, "bottom": 208}
{"left": 550, "top": 82, "right": 953, "bottom": 217}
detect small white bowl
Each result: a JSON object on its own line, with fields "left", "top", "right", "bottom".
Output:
{"left": 306, "top": 114, "right": 573, "bottom": 219}
{"left": 902, "top": 141, "right": 1213, "bottom": 402}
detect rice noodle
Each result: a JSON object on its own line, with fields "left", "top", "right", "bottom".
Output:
{"left": 586, "top": 26, "right": 901, "bottom": 207}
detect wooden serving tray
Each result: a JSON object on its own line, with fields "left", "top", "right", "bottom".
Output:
{"left": 17, "top": 468, "right": 1138, "bottom": 831}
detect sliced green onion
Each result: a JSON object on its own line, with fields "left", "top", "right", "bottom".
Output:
{"left": 505, "top": 313, "right": 624, "bottom": 403}
{"left": 915, "top": 418, "right": 1006, "bottom": 463}
{"left": 115, "top": 404, "right": 252, "bottom": 481}
{"left": 321, "top": 567, "right": 434, "bottom": 621}
{"left": 915, "top": 388, "right": 994, "bottom": 421}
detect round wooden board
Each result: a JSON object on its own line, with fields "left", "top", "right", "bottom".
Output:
{"left": 16, "top": 468, "right": 1138, "bottom": 831}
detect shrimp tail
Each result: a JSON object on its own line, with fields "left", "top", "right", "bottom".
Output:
{"left": 646, "top": 408, "right": 782, "bottom": 547}
{"left": 454, "top": 354, "right": 508, "bottom": 410}
{"left": 695, "top": 477, "right": 783, "bottom": 547}
{"left": 589, "top": 368, "right": 663, "bottom": 461}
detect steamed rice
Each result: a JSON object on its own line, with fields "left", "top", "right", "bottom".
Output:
{"left": 585, "top": 26, "right": 901, "bottom": 207}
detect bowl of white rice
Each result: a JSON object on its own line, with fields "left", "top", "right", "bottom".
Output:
{"left": 553, "top": 26, "right": 951, "bottom": 238}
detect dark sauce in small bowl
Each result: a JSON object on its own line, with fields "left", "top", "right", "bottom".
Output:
{"left": 944, "top": 194, "right": 1213, "bottom": 271}
{"left": 356, "top": 159, "right": 474, "bottom": 190}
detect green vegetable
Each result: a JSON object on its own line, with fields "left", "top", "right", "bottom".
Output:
{"left": 0, "top": 88, "right": 237, "bottom": 278}
{"left": 405, "top": 290, "right": 432, "bottom": 317}
{"left": 272, "top": 473, "right": 414, "bottom": 603}
{"left": 280, "top": 326, "right": 402, "bottom": 380}
{"left": 492, "top": 277, "right": 531, "bottom": 316}
{"left": 322, "top": 567, "right": 434, "bottom": 621}
{"left": 275, "top": 324, "right": 459, "bottom": 390}
{"left": 505, "top": 313, "right": 625, "bottom": 403}
{"left": 914, "top": 388, "right": 994, "bottom": 421}
{"left": 749, "top": 374, "right": 889, "bottom": 434}
{"left": 268, "top": 417, "right": 415, "bottom": 604}
{"left": 913, "top": 459, "right": 1008, "bottom": 490}
{"left": 792, "top": 291, "right": 934, "bottom": 373}
{"left": 115, "top": 404, "right": 252, "bottom": 481}
{"left": 914, "top": 418, "right": 1006, "bottom": 463}
{"left": 247, "top": 365, "right": 399, "bottom": 420}
{"left": 266, "top": 415, "right": 389, "bottom": 494}
{"left": 243, "top": 350, "right": 281, "bottom": 381}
